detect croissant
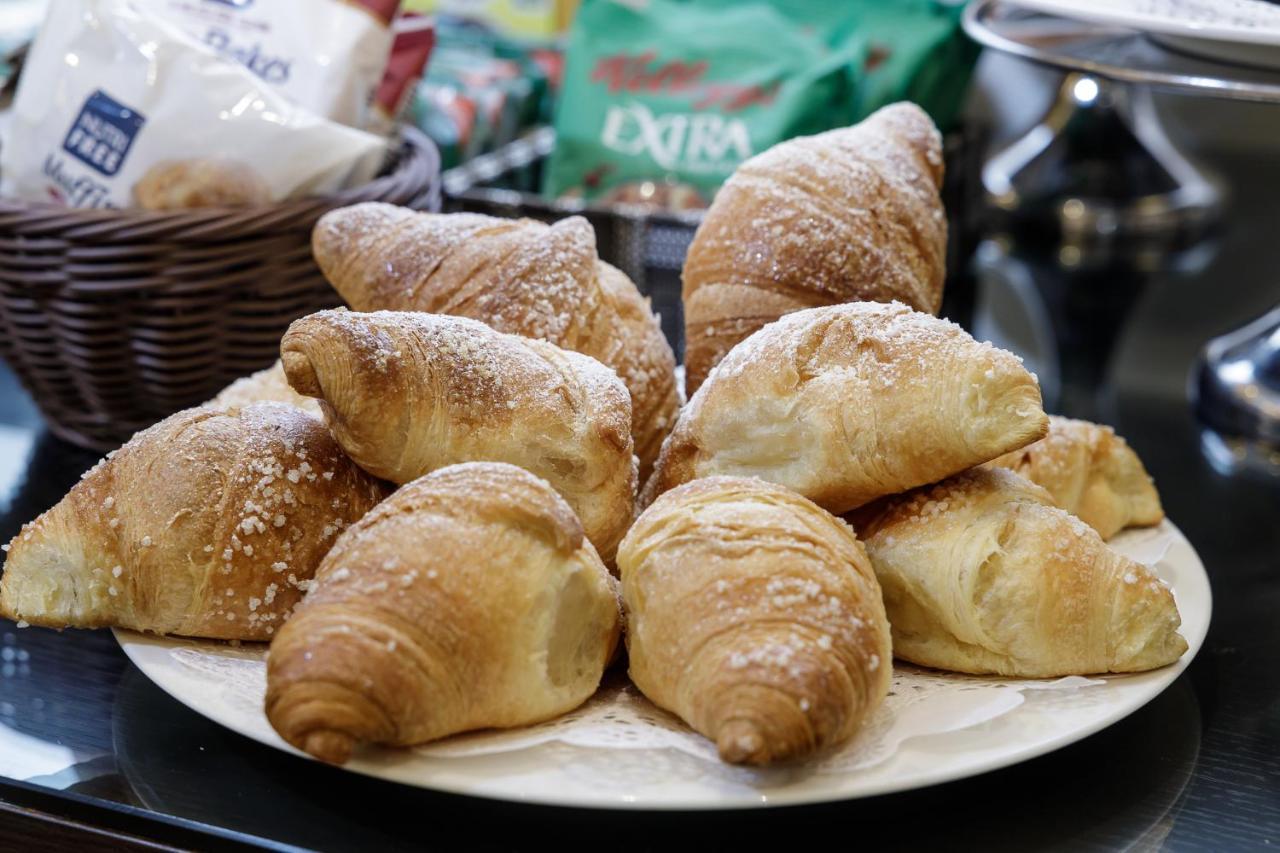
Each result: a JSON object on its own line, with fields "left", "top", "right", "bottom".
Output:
{"left": 853, "top": 467, "right": 1187, "bottom": 677}
{"left": 642, "top": 302, "right": 1049, "bottom": 513}
{"left": 266, "top": 462, "right": 622, "bottom": 764}
{"left": 210, "top": 360, "right": 322, "bottom": 418}
{"left": 619, "top": 476, "right": 891, "bottom": 766}
{"left": 312, "top": 204, "right": 679, "bottom": 476}
{"left": 681, "top": 102, "right": 947, "bottom": 394}
{"left": 280, "top": 309, "right": 636, "bottom": 563}
{"left": 0, "top": 404, "right": 387, "bottom": 639}
{"left": 983, "top": 415, "right": 1163, "bottom": 539}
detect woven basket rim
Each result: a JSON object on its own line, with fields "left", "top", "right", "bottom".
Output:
{"left": 0, "top": 125, "right": 438, "bottom": 237}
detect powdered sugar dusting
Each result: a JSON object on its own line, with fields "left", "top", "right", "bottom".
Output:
{"left": 314, "top": 204, "right": 677, "bottom": 475}
{"left": 282, "top": 310, "right": 635, "bottom": 556}
{"left": 682, "top": 102, "right": 948, "bottom": 389}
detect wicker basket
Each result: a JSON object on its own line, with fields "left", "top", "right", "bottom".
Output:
{"left": 0, "top": 128, "right": 440, "bottom": 451}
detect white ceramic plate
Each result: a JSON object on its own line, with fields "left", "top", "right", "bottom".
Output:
{"left": 115, "top": 520, "right": 1210, "bottom": 810}
{"left": 1006, "top": 0, "right": 1280, "bottom": 69}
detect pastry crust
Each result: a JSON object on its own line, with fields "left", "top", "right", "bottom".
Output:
{"left": 266, "top": 462, "right": 622, "bottom": 764}
{"left": 281, "top": 309, "right": 636, "bottom": 564}
{"left": 210, "top": 360, "right": 323, "bottom": 419}
{"left": 681, "top": 102, "right": 947, "bottom": 394}
{"left": 643, "top": 302, "right": 1049, "bottom": 513}
{"left": 853, "top": 467, "right": 1187, "bottom": 677}
{"left": 0, "top": 404, "right": 388, "bottom": 639}
{"left": 619, "top": 476, "right": 891, "bottom": 766}
{"left": 984, "top": 415, "right": 1163, "bottom": 539}
{"left": 311, "top": 204, "right": 678, "bottom": 477}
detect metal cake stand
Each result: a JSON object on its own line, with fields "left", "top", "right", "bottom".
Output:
{"left": 965, "top": 0, "right": 1280, "bottom": 457}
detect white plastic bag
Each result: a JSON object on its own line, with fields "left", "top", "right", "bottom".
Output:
{"left": 0, "top": 0, "right": 388, "bottom": 209}
{"left": 131, "top": 0, "right": 401, "bottom": 129}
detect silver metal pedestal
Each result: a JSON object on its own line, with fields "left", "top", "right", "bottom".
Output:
{"left": 967, "top": 0, "right": 1280, "bottom": 449}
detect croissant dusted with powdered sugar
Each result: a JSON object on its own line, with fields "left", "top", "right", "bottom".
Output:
{"left": 266, "top": 462, "right": 621, "bottom": 764}
{"left": 619, "top": 476, "right": 891, "bottom": 766}
{"left": 312, "top": 204, "right": 679, "bottom": 477}
{"left": 983, "top": 415, "right": 1163, "bottom": 539}
{"left": 281, "top": 309, "right": 635, "bottom": 563}
{"left": 852, "top": 467, "right": 1186, "bottom": 677}
{"left": 643, "top": 302, "right": 1048, "bottom": 513}
{"left": 681, "top": 102, "right": 947, "bottom": 394}
{"left": 0, "top": 404, "right": 388, "bottom": 639}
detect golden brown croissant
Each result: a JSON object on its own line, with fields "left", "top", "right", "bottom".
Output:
{"left": 681, "top": 102, "right": 947, "bottom": 394}
{"left": 983, "top": 415, "right": 1163, "bottom": 539}
{"left": 0, "top": 404, "right": 387, "bottom": 639}
{"left": 619, "top": 476, "right": 891, "bottom": 766}
{"left": 853, "top": 467, "right": 1187, "bottom": 677}
{"left": 266, "top": 462, "right": 622, "bottom": 764}
{"left": 311, "top": 204, "right": 678, "bottom": 476}
{"left": 643, "top": 302, "right": 1048, "bottom": 513}
{"left": 280, "top": 309, "right": 636, "bottom": 563}
{"left": 210, "top": 360, "right": 322, "bottom": 419}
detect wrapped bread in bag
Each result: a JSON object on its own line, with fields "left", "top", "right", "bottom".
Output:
{"left": 0, "top": 0, "right": 386, "bottom": 209}
{"left": 132, "top": 0, "right": 404, "bottom": 129}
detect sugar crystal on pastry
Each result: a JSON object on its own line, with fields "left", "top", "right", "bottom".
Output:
{"left": 0, "top": 403, "right": 388, "bottom": 640}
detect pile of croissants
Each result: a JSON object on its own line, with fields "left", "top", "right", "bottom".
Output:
{"left": 0, "top": 103, "right": 1186, "bottom": 769}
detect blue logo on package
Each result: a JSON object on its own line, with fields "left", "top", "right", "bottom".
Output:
{"left": 62, "top": 90, "right": 146, "bottom": 177}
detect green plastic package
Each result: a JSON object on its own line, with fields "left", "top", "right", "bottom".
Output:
{"left": 543, "top": 0, "right": 863, "bottom": 205}
{"left": 731, "top": 0, "right": 979, "bottom": 131}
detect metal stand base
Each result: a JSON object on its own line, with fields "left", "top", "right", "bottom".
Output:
{"left": 983, "top": 73, "right": 1221, "bottom": 265}
{"left": 1195, "top": 303, "right": 1280, "bottom": 450}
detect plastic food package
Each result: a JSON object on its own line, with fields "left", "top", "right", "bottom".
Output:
{"left": 0, "top": 0, "right": 387, "bottom": 209}
{"left": 366, "top": 15, "right": 436, "bottom": 137}
{"left": 409, "top": 25, "right": 551, "bottom": 170}
{"left": 131, "top": 0, "right": 403, "bottom": 129}
{"left": 404, "top": 0, "right": 579, "bottom": 41}
{"left": 703, "top": 0, "right": 979, "bottom": 132}
{"left": 543, "top": 0, "right": 863, "bottom": 205}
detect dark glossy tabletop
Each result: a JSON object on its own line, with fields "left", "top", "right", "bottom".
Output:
{"left": 1, "top": 162, "right": 1279, "bottom": 851}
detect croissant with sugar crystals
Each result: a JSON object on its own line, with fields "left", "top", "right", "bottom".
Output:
{"left": 984, "top": 415, "right": 1163, "bottom": 539}
{"left": 643, "top": 301, "right": 1049, "bottom": 513}
{"left": 619, "top": 476, "right": 891, "bottom": 766}
{"left": 681, "top": 102, "right": 947, "bottom": 393}
{"left": 0, "top": 404, "right": 388, "bottom": 639}
{"left": 853, "top": 467, "right": 1186, "bottom": 677}
{"left": 266, "top": 462, "right": 621, "bottom": 764}
{"left": 281, "top": 309, "right": 636, "bottom": 563}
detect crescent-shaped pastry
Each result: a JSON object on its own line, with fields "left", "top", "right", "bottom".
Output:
{"left": 619, "top": 476, "right": 891, "bottom": 766}
{"left": 266, "top": 462, "right": 621, "bottom": 764}
{"left": 853, "top": 467, "right": 1187, "bottom": 677}
{"left": 984, "top": 415, "right": 1163, "bottom": 539}
{"left": 0, "top": 404, "right": 388, "bottom": 639}
{"left": 312, "top": 205, "right": 678, "bottom": 477}
{"left": 681, "top": 102, "right": 947, "bottom": 393}
{"left": 281, "top": 309, "right": 636, "bottom": 563}
{"left": 643, "top": 301, "right": 1048, "bottom": 513}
